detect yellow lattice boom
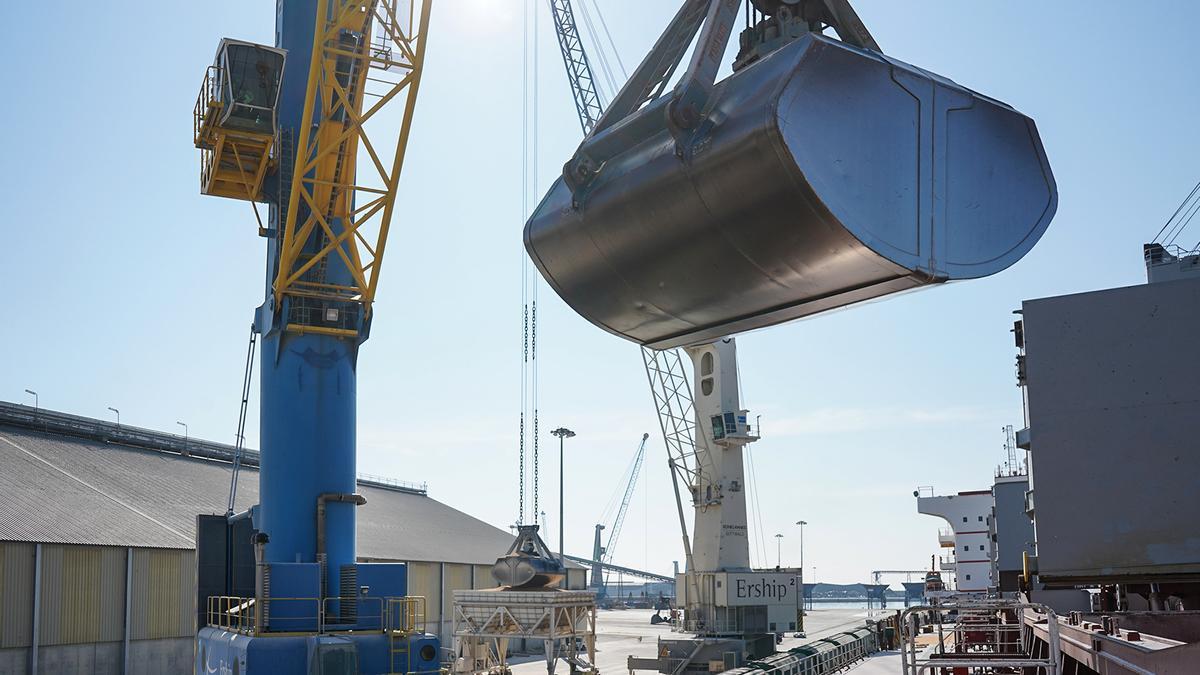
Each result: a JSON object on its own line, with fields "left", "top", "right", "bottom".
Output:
{"left": 275, "top": 0, "right": 432, "bottom": 338}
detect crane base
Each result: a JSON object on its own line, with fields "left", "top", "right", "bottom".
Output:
{"left": 195, "top": 627, "right": 440, "bottom": 675}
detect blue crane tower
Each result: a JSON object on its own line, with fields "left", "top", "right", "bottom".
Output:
{"left": 190, "top": 2, "right": 438, "bottom": 673}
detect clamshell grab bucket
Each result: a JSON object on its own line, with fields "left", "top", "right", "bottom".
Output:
{"left": 524, "top": 33, "right": 1056, "bottom": 349}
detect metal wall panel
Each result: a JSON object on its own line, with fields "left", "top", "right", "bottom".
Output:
{"left": 1023, "top": 277, "right": 1200, "bottom": 582}
{"left": 0, "top": 542, "right": 35, "bottom": 648}
{"left": 130, "top": 548, "right": 149, "bottom": 640}
{"left": 406, "top": 562, "right": 441, "bottom": 628}
{"left": 472, "top": 565, "right": 492, "bottom": 590}
{"left": 97, "top": 547, "right": 126, "bottom": 643}
{"left": 131, "top": 548, "right": 192, "bottom": 640}
{"left": 178, "top": 550, "right": 196, "bottom": 637}
{"left": 441, "top": 563, "right": 471, "bottom": 638}
{"left": 566, "top": 568, "right": 586, "bottom": 591}
{"left": 991, "top": 478, "right": 1033, "bottom": 575}
{"left": 39, "top": 545, "right": 103, "bottom": 645}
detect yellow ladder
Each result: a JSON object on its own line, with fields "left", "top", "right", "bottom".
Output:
{"left": 389, "top": 629, "right": 411, "bottom": 675}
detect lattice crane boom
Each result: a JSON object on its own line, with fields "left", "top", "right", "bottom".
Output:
{"left": 603, "top": 433, "right": 650, "bottom": 565}
{"left": 274, "top": 0, "right": 432, "bottom": 338}
{"left": 548, "top": 0, "right": 605, "bottom": 134}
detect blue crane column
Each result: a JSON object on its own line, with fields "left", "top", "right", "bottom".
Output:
{"left": 258, "top": 0, "right": 359, "bottom": 596}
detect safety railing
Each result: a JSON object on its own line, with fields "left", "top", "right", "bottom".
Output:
{"left": 387, "top": 596, "right": 428, "bottom": 634}
{"left": 900, "top": 599, "right": 1060, "bottom": 675}
{"left": 0, "top": 400, "right": 429, "bottom": 497}
{"left": 357, "top": 473, "right": 428, "bottom": 495}
{"left": 194, "top": 65, "right": 223, "bottom": 147}
{"left": 323, "top": 596, "right": 385, "bottom": 630}
{"left": 206, "top": 595, "right": 428, "bottom": 636}
{"left": 207, "top": 596, "right": 258, "bottom": 634}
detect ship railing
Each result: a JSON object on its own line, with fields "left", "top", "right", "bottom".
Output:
{"left": 915, "top": 486, "right": 934, "bottom": 498}
{"left": 1151, "top": 242, "right": 1200, "bottom": 259}
{"left": 899, "top": 599, "right": 1060, "bottom": 675}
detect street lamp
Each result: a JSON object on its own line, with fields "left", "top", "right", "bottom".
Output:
{"left": 774, "top": 533, "right": 784, "bottom": 568}
{"left": 24, "top": 389, "right": 38, "bottom": 415}
{"left": 107, "top": 407, "right": 120, "bottom": 428}
{"left": 795, "top": 520, "right": 808, "bottom": 573}
{"left": 550, "top": 427, "right": 576, "bottom": 566}
{"left": 796, "top": 520, "right": 808, "bottom": 613}
{"left": 177, "top": 421, "right": 188, "bottom": 454}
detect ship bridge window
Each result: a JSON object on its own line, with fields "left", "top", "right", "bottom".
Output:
{"left": 962, "top": 517, "right": 968, "bottom": 523}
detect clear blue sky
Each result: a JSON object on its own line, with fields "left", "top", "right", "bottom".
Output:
{"left": 2, "top": 1, "right": 1198, "bottom": 584}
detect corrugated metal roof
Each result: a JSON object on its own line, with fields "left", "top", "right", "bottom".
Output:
{"left": 0, "top": 425, "right": 534, "bottom": 567}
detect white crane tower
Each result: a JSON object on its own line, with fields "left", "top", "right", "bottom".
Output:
{"left": 545, "top": 0, "right": 799, "bottom": 658}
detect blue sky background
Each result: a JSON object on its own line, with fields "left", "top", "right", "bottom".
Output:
{"left": 2, "top": 1, "right": 1198, "bottom": 584}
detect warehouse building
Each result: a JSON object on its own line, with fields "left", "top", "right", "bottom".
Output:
{"left": 0, "top": 403, "right": 584, "bottom": 674}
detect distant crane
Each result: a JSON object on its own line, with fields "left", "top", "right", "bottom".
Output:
{"left": 591, "top": 433, "right": 650, "bottom": 596}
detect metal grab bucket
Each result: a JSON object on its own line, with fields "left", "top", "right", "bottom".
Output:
{"left": 525, "top": 33, "right": 1056, "bottom": 349}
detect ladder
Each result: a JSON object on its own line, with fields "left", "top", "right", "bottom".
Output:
{"left": 227, "top": 325, "right": 258, "bottom": 515}
{"left": 386, "top": 596, "right": 424, "bottom": 674}
{"left": 388, "top": 631, "right": 410, "bottom": 675}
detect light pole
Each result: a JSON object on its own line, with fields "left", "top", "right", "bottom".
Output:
{"left": 24, "top": 389, "right": 38, "bottom": 416}
{"left": 796, "top": 520, "right": 808, "bottom": 613}
{"left": 177, "top": 421, "right": 188, "bottom": 453}
{"left": 107, "top": 407, "right": 120, "bottom": 428}
{"left": 796, "top": 521, "right": 807, "bottom": 572}
{"left": 551, "top": 427, "right": 575, "bottom": 566}
{"left": 775, "top": 533, "right": 783, "bottom": 567}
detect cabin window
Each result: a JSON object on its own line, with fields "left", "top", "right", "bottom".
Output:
{"left": 700, "top": 353, "right": 714, "bottom": 395}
